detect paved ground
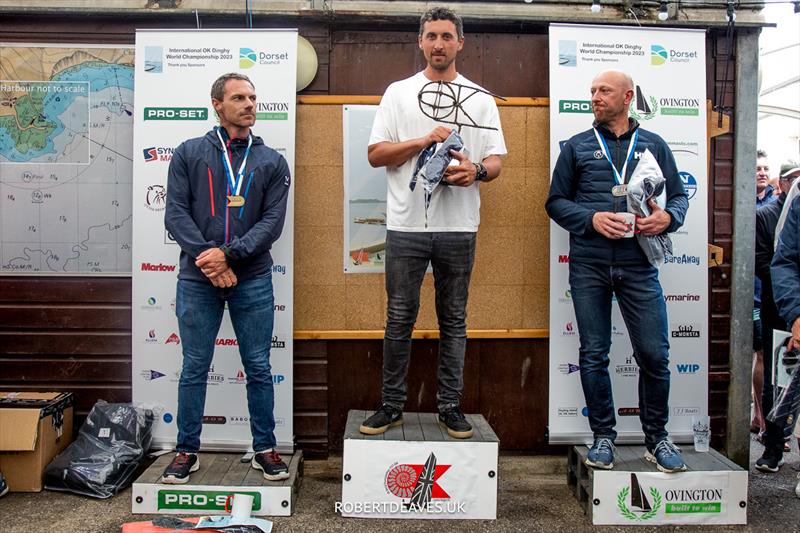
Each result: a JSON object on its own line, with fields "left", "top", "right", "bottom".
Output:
{"left": 0, "top": 435, "right": 798, "bottom": 532}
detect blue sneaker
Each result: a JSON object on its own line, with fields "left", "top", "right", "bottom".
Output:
{"left": 585, "top": 437, "right": 615, "bottom": 469}
{"left": 0, "top": 471, "right": 8, "bottom": 498}
{"left": 645, "top": 439, "right": 687, "bottom": 473}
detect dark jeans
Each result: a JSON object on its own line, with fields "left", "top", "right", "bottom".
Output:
{"left": 382, "top": 230, "right": 477, "bottom": 411}
{"left": 569, "top": 261, "right": 671, "bottom": 448}
{"left": 175, "top": 274, "right": 277, "bottom": 453}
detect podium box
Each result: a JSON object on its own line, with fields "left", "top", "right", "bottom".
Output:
{"left": 341, "top": 409, "right": 498, "bottom": 520}
{"left": 568, "top": 445, "right": 748, "bottom": 525}
{"left": 132, "top": 451, "right": 303, "bottom": 516}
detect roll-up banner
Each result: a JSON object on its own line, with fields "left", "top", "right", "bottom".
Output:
{"left": 548, "top": 24, "right": 708, "bottom": 444}
{"left": 132, "top": 30, "right": 297, "bottom": 451}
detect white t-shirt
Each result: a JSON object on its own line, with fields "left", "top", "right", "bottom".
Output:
{"left": 368, "top": 71, "right": 507, "bottom": 232}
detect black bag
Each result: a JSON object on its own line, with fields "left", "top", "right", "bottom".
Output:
{"left": 44, "top": 401, "right": 154, "bottom": 498}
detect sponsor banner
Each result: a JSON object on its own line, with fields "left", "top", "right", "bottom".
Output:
{"left": 593, "top": 471, "right": 748, "bottom": 525}
{"left": 341, "top": 440, "right": 497, "bottom": 519}
{"left": 132, "top": 29, "right": 296, "bottom": 451}
{"left": 131, "top": 482, "right": 293, "bottom": 516}
{"left": 549, "top": 24, "right": 708, "bottom": 444}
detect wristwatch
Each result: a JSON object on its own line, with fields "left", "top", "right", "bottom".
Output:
{"left": 473, "top": 162, "right": 488, "bottom": 182}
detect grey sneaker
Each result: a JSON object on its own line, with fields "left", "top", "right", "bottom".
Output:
{"left": 645, "top": 439, "right": 687, "bottom": 473}
{"left": 585, "top": 437, "right": 615, "bottom": 469}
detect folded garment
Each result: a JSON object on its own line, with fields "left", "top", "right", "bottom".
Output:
{"left": 627, "top": 148, "right": 672, "bottom": 267}
{"left": 410, "top": 130, "right": 464, "bottom": 220}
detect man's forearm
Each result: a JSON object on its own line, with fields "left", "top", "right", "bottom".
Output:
{"left": 368, "top": 138, "right": 428, "bottom": 168}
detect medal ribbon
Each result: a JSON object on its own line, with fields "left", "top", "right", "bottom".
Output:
{"left": 592, "top": 128, "right": 639, "bottom": 186}
{"left": 215, "top": 127, "right": 252, "bottom": 198}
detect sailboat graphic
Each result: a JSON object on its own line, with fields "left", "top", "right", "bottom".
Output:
{"left": 630, "top": 473, "right": 652, "bottom": 512}
{"left": 406, "top": 452, "right": 437, "bottom": 509}
{"left": 635, "top": 85, "right": 652, "bottom": 115}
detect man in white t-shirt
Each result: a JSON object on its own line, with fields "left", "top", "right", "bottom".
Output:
{"left": 359, "top": 6, "right": 506, "bottom": 439}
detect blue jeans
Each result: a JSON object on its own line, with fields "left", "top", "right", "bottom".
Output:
{"left": 569, "top": 261, "right": 671, "bottom": 448}
{"left": 175, "top": 274, "right": 276, "bottom": 452}
{"left": 382, "top": 230, "right": 476, "bottom": 411}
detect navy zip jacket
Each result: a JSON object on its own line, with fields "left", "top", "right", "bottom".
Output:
{"left": 545, "top": 120, "right": 688, "bottom": 266}
{"left": 772, "top": 196, "right": 800, "bottom": 327}
{"left": 165, "top": 127, "right": 290, "bottom": 283}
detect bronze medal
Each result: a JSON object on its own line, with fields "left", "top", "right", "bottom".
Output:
{"left": 227, "top": 195, "right": 245, "bottom": 207}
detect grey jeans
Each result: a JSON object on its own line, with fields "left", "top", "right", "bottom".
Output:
{"left": 382, "top": 230, "right": 477, "bottom": 411}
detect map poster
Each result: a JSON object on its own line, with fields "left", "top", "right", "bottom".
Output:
{"left": 548, "top": 24, "right": 708, "bottom": 444}
{"left": 0, "top": 44, "right": 134, "bottom": 274}
{"left": 343, "top": 105, "right": 388, "bottom": 273}
{"left": 132, "top": 30, "right": 297, "bottom": 451}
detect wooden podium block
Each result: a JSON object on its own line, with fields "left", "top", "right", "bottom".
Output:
{"left": 341, "top": 409, "right": 499, "bottom": 520}
{"left": 132, "top": 452, "right": 303, "bottom": 516}
{"left": 567, "top": 445, "right": 748, "bottom": 525}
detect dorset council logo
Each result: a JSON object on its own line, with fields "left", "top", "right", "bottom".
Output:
{"left": 651, "top": 45, "right": 668, "bottom": 66}
{"left": 239, "top": 48, "right": 257, "bottom": 69}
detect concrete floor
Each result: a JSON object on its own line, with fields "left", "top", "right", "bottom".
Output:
{"left": 0, "top": 436, "right": 798, "bottom": 532}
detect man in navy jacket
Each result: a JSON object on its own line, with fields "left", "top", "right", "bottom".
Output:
{"left": 546, "top": 70, "right": 688, "bottom": 473}
{"left": 161, "top": 73, "right": 291, "bottom": 484}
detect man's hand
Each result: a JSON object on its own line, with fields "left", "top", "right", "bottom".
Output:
{"left": 789, "top": 318, "right": 800, "bottom": 352}
{"left": 209, "top": 266, "right": 238, "bottom": 288}
{"left": 443, "top": 150, "right": 476, "bottom": 187}
{"left": 196, "top": 247, "right": 228, "bottom": 278}
{"left": 592, "top": 212, "right": 630, "bottom": 239}
{"left": 424, "top": 126, "right": 453, "bottom": 147}
{"left": 636, "top": 199, "right": 671, "bottom": 236}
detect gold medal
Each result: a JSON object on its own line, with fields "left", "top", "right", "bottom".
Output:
{"left": 611, "top": 184, "right": 628, "bottom": 197}
{"left": 227, "top": 195, "right": 245, "bottom": 207}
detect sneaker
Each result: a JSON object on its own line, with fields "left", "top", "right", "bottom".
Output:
{"left": 359, "top": 404, "right": 403, "bottom": 435}
{"left": 438, "top": 405, "right": 474, "bottom": 439}
{"left": 0, "top": 472, "right": 8, "bottom": 498}
{"left": 795, "top": 473, "right": 800, "bottom": 499}
{"left": 585, "top": 437, "right": 615, "bottom": 469}
{"left": 645, "top": 439, "right": 687, "bottom": 473}
{"left": 252, "top": 450, "right": 290, "bottom": 481}
{"left": 755, "top": 446, "right": 784, "bottom": 473}
{"left": 160, "top": 452, "right": 199, "bottom": 484}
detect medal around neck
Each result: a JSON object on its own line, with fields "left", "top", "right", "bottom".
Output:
{"left": 227, "top": 195, "right": 245, "bottom": 207}
{"left": 216, "top": 127, "right": 252, "bottom": 207}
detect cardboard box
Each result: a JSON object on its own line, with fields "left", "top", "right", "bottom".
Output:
{"left": 0, "top": 392, "right": 73, "bottom": 492}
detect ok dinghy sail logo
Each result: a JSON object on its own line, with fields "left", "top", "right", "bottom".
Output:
{"left": 385, "top": 452, "right": 451, "bottom": 511}
{"left": 629, "top": 85, "right": 658, "bottom": 121}
{"left": 617, "top": 473, "right": 662, "bottom": 521}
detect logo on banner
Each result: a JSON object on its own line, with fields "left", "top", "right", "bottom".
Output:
{"left": 630, "top": 85, "right": 658, "bottom": 121}
{"left": 559, "top": 100, "right": 592, "bottom": 113}
{"left": 256, "top": 101, "right": 289, "bottom": 121}
{"left": 239, "top": 48, "right": 257, "bottom": 68}
{"left": 216, "top": 338, "right": 238, "bottom": 346}
{"left": 143, "top": 146, "right": 174, "bottom": 163}
{"left": 146, "top": 329, "right": 158, "bottom": 343}
{"left": 145, "top": 184, "right": 167, "bottom": 211}
{"left": 651, "top": 45, "right": 669, "bottom": 65}
{"left": 562, "top": 322, "right": 577, "bottom": 337}
{"left": 673, "top": 406, "right": 700, "bottom": 416}
{"left": 141, "top": 262, "right": 175, "bottom": 272}
{"left": 615, "top": 357, "right": 639, "bottom": 377}
{"left": 559, "top": 289, "right": 572, "bottom": 303}
{"left": 660, "top": 97, "right": 701, "bottom": 117}
{"left": 557, "top": 407, "right": 580, "bottom": 417}
{"left": 274, "top": 303, "right": 286, "bottom": 312}
{"left": 671, "top": 324, "right": 701, "bottom": 338}
{"left": 165, "top": 333, "right": 181, "bottom": 345}
{"left": 141, "top": 297, "right": 162, "bottom": 311}
{"left": 228, "top": 370, "right": 247, "bottom": 384}
{"left": 558, "top": 255, "right": 570, "bottom": 263}
{"left": 650, "top": 44, "right": 699, "bottom": 65}
{"left": 664, "top": 254, "right": 701, "bottom": 266}
{"left": 207, "top": 364, "right": 224, "bottom": 385}
{"left": 141, "top": 369, "right": 166, "bottom": 381}
{"left": 679, "top": 171, "right": 698, "bottom": 200}
{"left": 230, "top": 416, "right": 250, "bottom": 425}
{"left": 272, "top": 264, "right": 287, "bottom": 275}
{"left": 272, "top": 335, "right": 286, "bottom": 348}
{"left": 384, "top": 452, "right": 451, "bottom": 510}
{"left": 612, "top": 325, "right": 625, "bottom": 337}
{"left": 165, "top": 229, "right": 178, "bottom": 245}
{"left": 664, "top": 292, "right": 700, "bottom": 302}
{"left": 144, "top": 107, "right": 208, "bottom": 121}
{"left": 676, "top": 363, "right": 701, "bottom": 374}
{"left": 617, "top": 473, "right": 662, "bottom": 521}
{"left": 558, "top": 363, "right": 580, "bottom": 375}
{"left": 668, "top": 141, "right": 700, "bottom": 158}
{"left": 202, "top": 416, "right": 226, "bottom": 425}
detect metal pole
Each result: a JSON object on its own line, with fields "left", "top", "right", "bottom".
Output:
{"left": 726, "top": 26, "right": 761, "bottom": 468}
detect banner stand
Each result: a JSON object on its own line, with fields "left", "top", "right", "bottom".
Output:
{"left": 340, "top": 410, "right": 498, "bottom": 520}
{"left": 567, "top": 445, "right": 748, "bottom": 525}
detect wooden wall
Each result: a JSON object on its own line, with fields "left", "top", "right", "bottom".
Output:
{"left": 0, "top": 12, "right": 738, "bottom": 456}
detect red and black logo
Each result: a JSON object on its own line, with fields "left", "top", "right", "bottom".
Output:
{"left": 384, "top": 452, "right": 450, "bottom": 510}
